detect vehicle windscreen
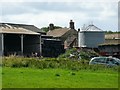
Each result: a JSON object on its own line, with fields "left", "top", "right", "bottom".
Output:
{"left": 92, "top": 57, "right": 106, "bottom": 63}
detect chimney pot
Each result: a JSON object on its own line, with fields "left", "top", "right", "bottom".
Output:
{"left": 49, "top": 23, "right": 54, "bottom": 31}
{"left": 78, "top": 28, "right": 80, "bottom": 32}
{"left": 69, "top": 20, "right": 75, "bottom": 29}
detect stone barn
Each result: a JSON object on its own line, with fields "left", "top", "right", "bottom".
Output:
{"left": 47, "top": 20, "right": 78, "bottom": 49}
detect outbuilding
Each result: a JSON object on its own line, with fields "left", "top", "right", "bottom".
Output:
{"left": 98, "top": 33, "right": 120, "bottom": 58}
{"left": 0, "top": 23, "right": 41, "bottom": 57}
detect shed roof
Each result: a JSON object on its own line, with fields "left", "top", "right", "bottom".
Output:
{"left": 47, "top": 28, "right": 71, "bottom": 37}
{"left": 0, "top": 23, "right": 44, "bottom": 33}
{"left": 0, "top": 23, "right": 40, "bottom": 35}
{"left": 105, "top": 34, "right": 120, "bottom": 39}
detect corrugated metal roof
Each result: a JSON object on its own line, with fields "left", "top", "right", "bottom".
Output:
{"left": 0, "top": 23, "right": 45, "bottom": 33}
{"left": 81, "top": 24, "right": 103, "bottom": 32}
{"left": 0, "top": 23, "right": 40, "bottom": 35}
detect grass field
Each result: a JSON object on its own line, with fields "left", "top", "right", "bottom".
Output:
{"left": 2, "top": 67, "right": 118, "bottom": 88}
{"left": 0, "top": 67, "right": 2, "bottom": 89}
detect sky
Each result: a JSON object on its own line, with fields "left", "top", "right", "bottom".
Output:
{"left": 0, "top": 0, "right": 119, "bottom": 31}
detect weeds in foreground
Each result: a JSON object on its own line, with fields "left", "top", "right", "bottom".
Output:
{"left": 2, "top": 56, "right": 119, "bottom": 72}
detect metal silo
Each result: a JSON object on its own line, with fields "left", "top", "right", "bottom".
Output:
{"left": 78, "top": 30, "right": 86, "bottom": 47}
{"left": 78, "top": 24, "right": 105, "bottom": 48}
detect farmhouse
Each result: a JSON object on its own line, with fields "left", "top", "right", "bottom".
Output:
{"left": 0, "top": 23, "right": 42, "bottom": 56}
{"left": 47, "top": 20, "right": 78, "bottom": 49}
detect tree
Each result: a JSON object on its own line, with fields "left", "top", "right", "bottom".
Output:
{"left": 105, "top": 30, "right": 120, "bottom": 34}
{"left": 41, "top": 27, "right": 49, "bottom": 32}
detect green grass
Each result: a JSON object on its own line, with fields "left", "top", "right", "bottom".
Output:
{"left": 0, "top": 67, "right": 2, "bottom": 89}
{"left": 2, "top": 67, "right": 118, "bottom": 88}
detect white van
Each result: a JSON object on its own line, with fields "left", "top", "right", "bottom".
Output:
{"left": 89, "top": 57, "right": 120, "bottom": 66}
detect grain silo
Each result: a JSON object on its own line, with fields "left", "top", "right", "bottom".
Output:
{"left": 78, "top": 24, "right": 105, "bottom": 48}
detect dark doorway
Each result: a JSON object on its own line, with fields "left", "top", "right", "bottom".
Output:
{"left": 23, "top": 35, "right": 41, "bottom": 56}
{"left": 3, "top": 34, "right": 41, "bottom": 56}
{"left": 4, "top": 34, "right": 21, "bottom": 56}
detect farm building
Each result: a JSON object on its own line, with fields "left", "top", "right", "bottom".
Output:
{"left": 41, "top": 35, "right": 65, "bottom": 57}
{"left": 98, "top": 33, "right": 120, "bottom": 58}
{"left": 0, "top": 23, "right": 65, "bottom": 57}
{"left": 78, "top": 24, "right": 105, "bottom": 48}
{"left": 47, "top": 20, "right": 78, "bottom": 49}
{"left": 0, "top": 23, "right": 42, "bottom": 56}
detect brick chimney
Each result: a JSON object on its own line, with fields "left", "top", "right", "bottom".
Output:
{"left": 69, "top": 20, "right": 75, "bottom": 29}
{"left": 78, "top": 28, "right": 80, "bottom": 32}
{"left": 49, "top": 23, "right": 54, "bottom": 31}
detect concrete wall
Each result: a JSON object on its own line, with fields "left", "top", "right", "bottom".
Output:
{"left": 78, "top": 31, "right": 105, "bottom": 48}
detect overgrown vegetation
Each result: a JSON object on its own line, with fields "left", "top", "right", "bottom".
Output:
{"left": 2, "top": 56, "right": 119, "bottom": 72}
{"left": 58, "top": 48, "right": 99, "bottom": 60}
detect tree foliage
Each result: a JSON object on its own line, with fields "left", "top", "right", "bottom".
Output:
{"left": 41, "top": 26, "right": 62, "bottom": 32}
{"left": 105, "top": 30, "right": 120, "bottom": 34}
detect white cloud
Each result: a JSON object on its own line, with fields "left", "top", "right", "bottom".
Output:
{"left": 1, "top": 0, "right": 119, "bottom": 2}
{"left": 2, "top": 12, "right": 87, "bottom": 28}
{"left": 98, "top": 3, "right": 117, "bottom": 21}
{"left": 1, "top": 0, "right": 24, "bottom": 2}
{"left": 0, "top": 1, "right": 118, "bottom": 31}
